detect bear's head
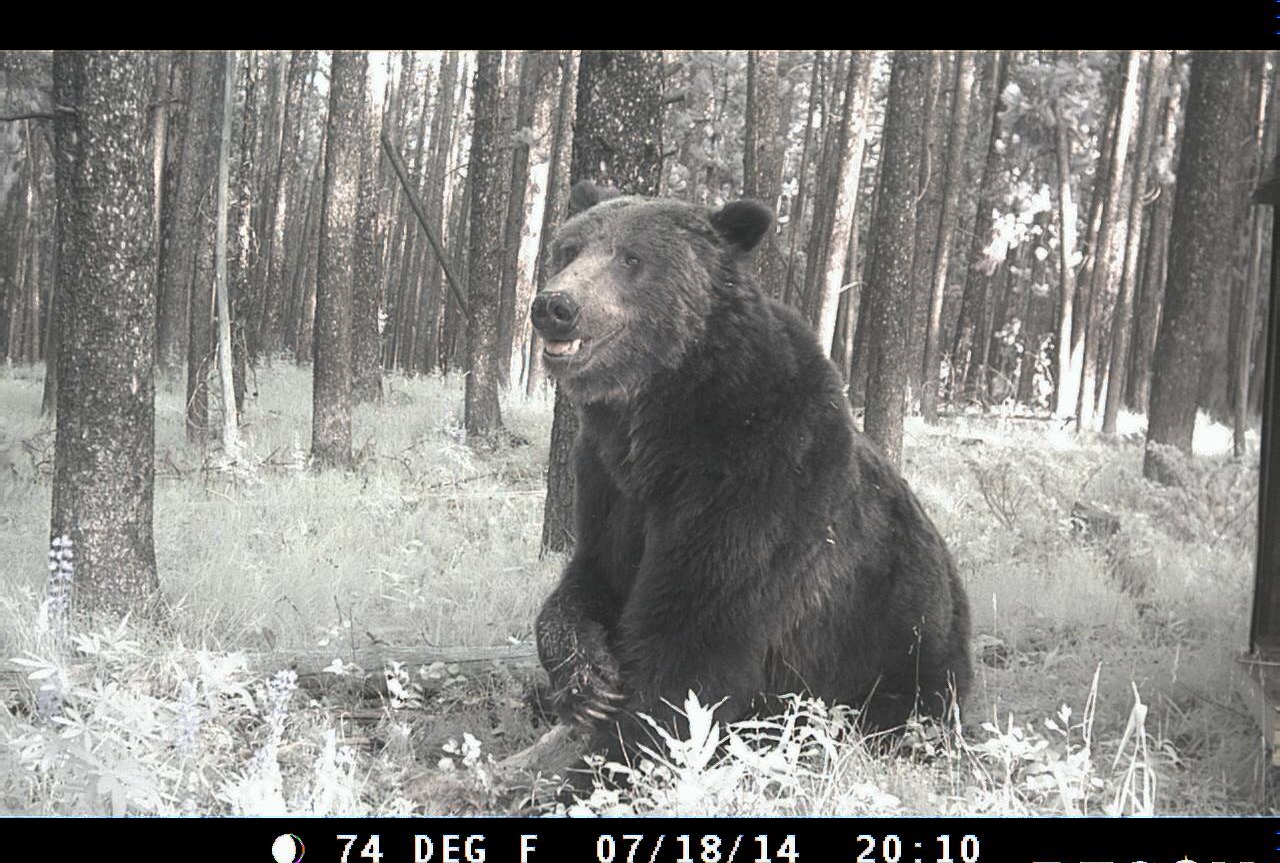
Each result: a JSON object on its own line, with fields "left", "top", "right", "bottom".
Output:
{"left": 531, "top": 180, "right": 773, "bottom": 404}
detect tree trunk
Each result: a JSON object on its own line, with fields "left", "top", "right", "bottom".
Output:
{"left": 863, "top": 51, "right": 930, "bottom": 468}
{"left": 812, "top": 52, "right": 875, "bottom": 357}
{"left": 1052, "top": 95, "right": 1082, "bottom": 419}
{"left": 1078, "top": 51, "right": 1143, "bottom": 430}
{"left": 149, "top": 52, "right": 171, "bottom": 318}
{"left": 4, "top": 123, "right": 34, "bottom": 362}
{"left": 230, "top": 50, "right": 258, "bottom": 413}
{"left": 495, "top": 52, "right": 544, "bottom": 389}
{"left": 371, "top": 54, "right": 402, "bottom": 372}
{"left": 526, "top": 52, "right": 579, "bottom": 396}
{"left": 185, "top": 52, "right": 227, "bottom": 443}
{"left": 905, "top": 51, "right": 947, "bottom": 407}
{"left": 541, "top": 50, "right": 663, "bottom": 555}
{"left": 783, "top": 52, "right": 823, "bottom": 307}
{"left": 440, "top": 54, "right": 473, "bottom": 376}
{"left": 397, "top": 60, "right": 435, "bottom": 374}
{"left": 951, "top": 50, "right": 1009, "bottom": 403}
{"left": 311, "top": 51, "right": 365, "bottom": 469}
{"left": 156, "top": 51, "right": 203, "bottom": 378}
{"left": 920, "top": 50, "right": 977, "bottom": 424}
{"left": 291, "top": 149, "right": 325, "bottom": 363}
{"left": 248, "top": 52, "right": 285, "bottom": 361}
{"left": 1144, "top": 52, "right": 1251, "bottom": 483}
{"left": 801, "top": 51, "right": 846, "bottom": 320}
{"left": 50, "top": 50, "right": 160, "bottom": 618}
{"left": 258, "top": 50, "right": 313, "bottom": 358}
{"left": 744, "top": 50, "right": 786, "bottom": 296}
{"left": 420, "top": 52, "right": 460, "bottom": 375}
{"left": 214, "top": 52, "right": 240, "bottom": 459}
{"left": 463, "top": 51, "right": 508, "bottom": 440}
{"left": 352, "top": 54, "right": 386, "bottom": 406}
{"left": 381, "top": 52, "right": 419, "bottom": 371}
{"left": 1103, "top": 51, "right": 1168, "bottom": 434}
{"left": 1018, "top": 211, "right": 1053, "bottom": 407}
{"left": 1234, "top": 56, "right": 1275, "bottom": 456}
{"left": 507, "top": 52, "right": 562, "bottom": 392}
{"left": 847, "top": 145, "right": 886, "bottom": 408}
{"left": 1128, "top": 62, "right": 1184, "bottom": 415}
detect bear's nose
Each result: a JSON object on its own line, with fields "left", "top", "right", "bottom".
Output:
{"left": 531, "top": 292, "right": 581, "bottom": 338}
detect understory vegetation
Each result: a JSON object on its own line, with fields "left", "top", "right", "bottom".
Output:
{"left": 0, "top": 362, "right": 1263, "bottom": 815}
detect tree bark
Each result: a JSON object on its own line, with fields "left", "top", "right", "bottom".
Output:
{"left": 214, "top": 52, "right": 240, "bottom": 459}
{"left": 352, "top": 54, "right": 386, "bottom": 406}
{"left": 419, "top": 52, "right": 459, "bottom": 375}
{"left": 1127, "top": 61, "right": 1183, "bottom": 415}
{"left": 744, "top": 50, "right": 786, "bottom": 296}
{"left": 1145, "top": 52, "right": 1251, "bottom": 483}
{"left": 50, "top": 50, "right": 160, "bottom": 618}
{"left": 156, "top": 52, "right": 202, "bottom": 378}
{"left": 381, "top": 52, "right": 419, "bottom": 371}
{"left": 290, "top": 146, "right": 325, "bottom": 363}
{"left": 1053, "top": 93, "right": 1082, "bottom": 419}
{"left": 920, "top": 51, "right": 976, "bottom": 424}
{"left": 526, "top": 52, "right": 579, "bottom": 396}
{"left": 1078, "top": 51, "right": 1143, "bottom": 430}
{"left": 863, "top": 51, "right": 930, "bottom": 468}
{"left": 951, "top": 50, "right": 1009, "bottom": 403}
{"left": 463, "top": 51, "right": 508, "bottom": 440}
{"left": 311, "top": 51, "right": 366, "bottom": 469}
{"left": 184, "top": 52, "right": 226, "bottom": 443}
{"left": 248, "top": 52, "right": 285, "bottom": 361}
{"left": 230, "top": 50, "right": 258, "bottom": 413}
{"left": 813, "top": 52, "right": 874, "bottom": 358}
{"left": 783, "top": 52, "right": 823, "bottom": 307}
{"left": 541, "top": 50, "right": 663, "bottom": 555}
{"left": 905, "top": 51, "right": 947, "bottom": 406}
{"left": 1234, "top": 56, "right": 1275, "bottom": 456}
{"left": 508, "top": 52, "right": 562, "bottom": 392}
{"left": 1103, "top": 51, "right": 1168, "bottom": 434}
{"left": 258, "top": 50, "right": 313, "bottom": 358}
{"left": 495, "top": 52, "right": 545, "bottom": 389}
{"left": 395, "top": 60, "right": 434, "bottom": 374}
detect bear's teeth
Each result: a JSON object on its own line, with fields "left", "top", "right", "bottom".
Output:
{"left": 545, "top": 339, "right": 582, "bottom": 357}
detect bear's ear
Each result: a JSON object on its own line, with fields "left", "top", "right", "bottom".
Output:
{"left": 710, "top": 199, "right": 773, "bottom": 254}
{"left": 569, "top": 180, "right": 622, "bottom": 215}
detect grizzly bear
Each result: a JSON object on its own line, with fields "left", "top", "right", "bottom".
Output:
{"left": 531, "top": 181, "right": 971, "bottom": 771}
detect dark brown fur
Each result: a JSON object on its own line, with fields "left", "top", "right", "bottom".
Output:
{"left": 533, "top": 183, "right": 971, "bottom": 770}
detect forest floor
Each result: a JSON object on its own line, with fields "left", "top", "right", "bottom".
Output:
{"left": 0, "top": 361, "right": 1268, "bottom": 815}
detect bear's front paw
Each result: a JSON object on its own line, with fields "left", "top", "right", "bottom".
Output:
{"left": 549, "top": 633, "right": 626, "bottom": 728}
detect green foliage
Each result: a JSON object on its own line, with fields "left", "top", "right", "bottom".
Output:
{"left": 664, "top": 51, "right": 748, "bottom": 204}
{"left": 0, "top": 366, "right": 1262, "bottom": 814}
{"left": 551, "top": 681, "right": 1169, "bottom": 817}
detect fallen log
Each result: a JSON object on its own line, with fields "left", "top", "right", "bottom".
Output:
{"left": 404, "top": 723, "right": 586, "bottom": 812}
{"left": 0, "top": 643, "right": 540, "bottom": 706}
{"left": 1070, "top": 501, "right": 1121, "bottom": 542}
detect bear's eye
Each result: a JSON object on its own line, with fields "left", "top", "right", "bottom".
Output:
{"left": 556, "top": 245, "right": 580, "bottom": 270}
{"left": 621, "top": 253, "right": 641, "bottom": 269}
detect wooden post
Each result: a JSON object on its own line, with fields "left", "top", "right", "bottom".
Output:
{"left": 1242, "top": 151, "right": 1280, "bottom": 764}
{"left": 1249, "top": 151, "right": 1280, "bottom": 655}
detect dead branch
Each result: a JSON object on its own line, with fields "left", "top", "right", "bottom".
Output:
{"left": 379, "top": 132, "right": 471, "bottom": 321}
{"left": 404, "top": 723, "right": 585, "bottom": 809}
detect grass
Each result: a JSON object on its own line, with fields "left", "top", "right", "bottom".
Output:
{"left": 0, "top": 359, "right": 1266, "bottom": 815}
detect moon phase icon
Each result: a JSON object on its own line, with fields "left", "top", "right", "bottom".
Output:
{"left": 271, "top": 834, "right": 305, "bottom": 863}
